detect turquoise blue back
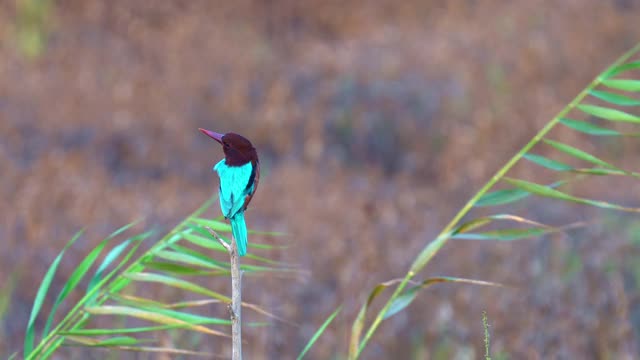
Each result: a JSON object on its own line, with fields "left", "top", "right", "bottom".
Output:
{"left": 214, "top": 160, "right": 254, "bottom": 256}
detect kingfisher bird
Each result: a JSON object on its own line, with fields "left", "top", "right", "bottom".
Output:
{"left": 199, "top": 128, "right": 260, "bottom": 256}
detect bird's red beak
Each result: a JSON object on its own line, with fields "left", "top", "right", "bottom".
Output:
{"left": 199, "top": 128, "right": 224, "bottom": 144}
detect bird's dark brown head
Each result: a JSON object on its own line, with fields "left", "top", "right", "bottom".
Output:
{"left": 199, "top": 128, "right": 258, "bottom": 166}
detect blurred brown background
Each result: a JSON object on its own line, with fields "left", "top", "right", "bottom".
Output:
{"left": 2, "top": 0, "right": 640, "bottom": 358}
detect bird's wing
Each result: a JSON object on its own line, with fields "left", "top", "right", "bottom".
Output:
{"left": 215, "top": 160, "right": 254, "bottom": 218}
{"left": 241, "top": 159, "right": 259, "bottom": 211}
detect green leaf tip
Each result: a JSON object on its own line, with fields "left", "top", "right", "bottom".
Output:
{"left": 297, "top": 306, "right": 342, "bottom": 360}
{"left": 24, "top": 229, "right": 84, "bottom": 357}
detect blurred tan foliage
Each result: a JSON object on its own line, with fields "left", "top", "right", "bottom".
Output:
{"left": 1, "top": 0, "right": 640, "bottom": 358}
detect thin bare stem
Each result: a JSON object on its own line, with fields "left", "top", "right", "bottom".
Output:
{"left": 206, "top": 226, "right": 232, "bottom": 253}
{"left": 206, "top": 226, "right": 242, "bottom": 360}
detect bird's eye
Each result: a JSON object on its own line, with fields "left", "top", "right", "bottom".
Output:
{"left": 224, "top": 142, "right": 230, "bottom": 148}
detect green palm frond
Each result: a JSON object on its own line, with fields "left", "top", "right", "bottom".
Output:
{"left": 23, "top": 197, "right": 288, "bottom": 359}
{"left": 347, "top": 41, "right": 640, "bottom": 359}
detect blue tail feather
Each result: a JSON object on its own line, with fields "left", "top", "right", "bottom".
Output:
{"left": 230, "top": 212, "right": 247, "bottom": 256}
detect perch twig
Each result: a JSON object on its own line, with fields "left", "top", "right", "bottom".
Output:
{"left": 206, "top": 226, "right": 242, "bottom": 360}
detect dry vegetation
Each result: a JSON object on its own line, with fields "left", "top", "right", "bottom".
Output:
{"left": 2, "top": 1, "right": 640, "bottom": 358}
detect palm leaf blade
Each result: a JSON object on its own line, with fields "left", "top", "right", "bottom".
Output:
{"left": 559, "top": 118, "right": 621, "bottom": 136}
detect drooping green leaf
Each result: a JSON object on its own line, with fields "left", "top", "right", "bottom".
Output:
{"left": 164, "top": 299, "right": 221, "bottom": 310}
{"left": 383, "top": 277, "right": 502, "bottom": 320}
{"left": 190, "top": 224, "right": 289, "bottom": 250}
{"left": 456, "top": 214, "right": 528, "bottom": 233}
{"left": 453, "top": 218, "right": 493, "bottom": 235}
{"left": 190, "top": 217, "right": 232, "bottom": 232}
{"left": 578, "top": 104, "right": 640, "bottom": 123}
{"left": 181, "top": 231, "right": 228, "bottom": 252}
{"left": 87, "top": 236, "right": 148, "bottom": 304}
{"left": 191, "top": 217, "right": 286, "bottom": 236}
{"left": 602, "top": 79, "right": 640, "bottom": 92}
{"left": 603, "top": 61, "right": 640, "bottom": 78}
{"left": 381, "top": 292, "right": 415, "bottom": 322}
{"left": 144, "top": 261, "right": 223, "bottom": 276}
{"left": 503, "top": 178, "right": 582, "bottom": 201}
{"left": 123, "top": 272, "right": 231, "bottom": 302}
{"left": 504, "top": 177, "right": 640, "bottom": 212}
{"left": 24, "top": 230, "right": 83, "bottom": 357}
{"left": 348, "top": 279, "right": 407, "bottom": 359}
{"left": 65, "top": 335, "right": 148, "bottom": 347}
{"left": 109, "top": 294, "right": 168, "bottom": 309}
{"left": 103, "top": 221, "right": 143, "bottom": 241}
{"left": 167, "top": 244, "right": 231, "bottom": 269}
{"left": 44, "top": 231, "right": 117, "bottom": 336}
{"left": 87, "top": 230, "right": 154, "bottom": 294}
{"left": 154, "top": 250, "right": 226, "bottom": 270}
{"left": 109, "top": 296, "right": 267, "bottom": 326}
{"left": 475, "top": 188, "right": 530, "bottom": 207}
{"left": 164, "top": 229, "right": 190, "bottom": 246}
{"left": 141, "top": 306, "right": 232, "bottom": 326}
{"left": 297, "top": 307, "right": 342, "bottom": 360}
{"left": 589, "top": 90, "right": 640, "bottom": 106}
{"left": 452, "top": 227, "right": 550, "bottom": 240}
{"left": 559, "top": 118, "right": 621, "bottom": 136}
{"left": 476, "top": 181, "right": 566, "bottom": 208}
{"left": 523, "top": 153, "right": 573, "bottom": 171}
{"left": 84, "top": 306, "right": 230, "bottom": 337}
{"left": 571, "top": 168, "right": 629, "bottom": 176}
{"left": 409, "top": 231, "right": 453, "bottom": 274}
{"left": 543, "top": 139, "right": 620, "bottom": 170}
{"left": 60, "top": 324, "right": 187, "bottom": 336}
{"left": 453, "top": 214, "right": 559, "bottom": 239}
{"left": 486, "top": 214, "right": 548, "bottom": 224}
